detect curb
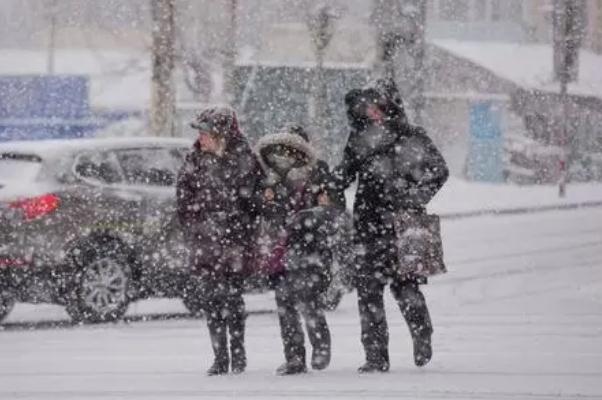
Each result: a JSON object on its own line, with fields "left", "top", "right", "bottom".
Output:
{"left": 438, "top": 200, "right": 602, "bottom": 220}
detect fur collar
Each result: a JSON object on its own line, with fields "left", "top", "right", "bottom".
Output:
{"left": 254, "top": 133, "right": 318, "bottom": 185}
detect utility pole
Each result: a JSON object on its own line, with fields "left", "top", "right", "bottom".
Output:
{"left": 307, "top": 4, "right": 339, "bottom": 155}
{"left": 46, "top": 0, "right": 58, "bottom": 75}
{"left": 553, "top": 0, "right": 584, "bottom": 197}
{"left": 222, "top": 0, "right": 238, "bottom": 105}
{"left": 151, "top": 0, "right": 176, "bottom": 137}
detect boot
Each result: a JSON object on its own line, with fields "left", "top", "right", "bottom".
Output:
{"left": 357, "top": 360, "right": 390, "bottom": 373}
{"left": 413, "top": 331, "right": 432, "bottom": 367}
{"left": 311, "top": 347, "right": 331, "bottom": 371}
{"left": 207, "top": 360, "right": 229, "bottom": 376}
{"left": 276, "top": 360, "right": 308, "bottom": 376}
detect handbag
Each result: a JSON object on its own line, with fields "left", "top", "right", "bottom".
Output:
{"left": 392, "top": 212, "right": 447, "bottom": 278}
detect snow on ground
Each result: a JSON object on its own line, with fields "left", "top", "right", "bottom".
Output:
{"left": 429, "top": 178, "right": 602, "bottom": 215}
{"left": 1, "top": 207, "right": 601, "bottom": 399}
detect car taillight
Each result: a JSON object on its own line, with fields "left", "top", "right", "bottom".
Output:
{"left": 9, "top": 194, "right": 60, "bottom": 221}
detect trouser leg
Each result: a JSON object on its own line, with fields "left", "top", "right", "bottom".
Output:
{"left": 390, "top": 279, "right": 433, "bottom": 366}
{"left": 390, "top": 279, "right": 433, "bottom": 339}
{"left": 205, "top": 295, "right": 229, "bottom": 369}
{"left": 356, "top": 276, "right": 389, "bottom": 367}
{"left": 275, "top": 278, "right": 306, "bottom": 366}
{"left": 299, "top": 297, "right": 331, "bottom": 370}
{"left": 226, "top": 278, "right": 246, "bottom": 370}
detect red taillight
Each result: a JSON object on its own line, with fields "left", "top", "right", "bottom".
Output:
{"left": 9, "top": 194, "right": 60, "bottom": 221}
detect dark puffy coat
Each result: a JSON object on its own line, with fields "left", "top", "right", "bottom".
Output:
{"left": 334, "top": 87, "right": 449, "bottom": 278}
{"left": 176, "top": 127, "right": 260, "bottom": 277}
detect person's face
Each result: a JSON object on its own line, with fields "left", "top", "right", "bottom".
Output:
{"left": 366, "top": 104, "right": 385, "bottom": 123}
{"left": 198, "top": 131, "right": 223, "bottom": 154}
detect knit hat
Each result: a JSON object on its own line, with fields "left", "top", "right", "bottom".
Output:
{"left": 190, "top": 106, "right": 241, "bottom": 138}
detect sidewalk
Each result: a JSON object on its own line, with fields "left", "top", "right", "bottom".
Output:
{"left": 428, "top": 178, "right": 602, "bottom": 218}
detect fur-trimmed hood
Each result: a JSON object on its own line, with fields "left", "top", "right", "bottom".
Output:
{"left": 254, "top": 131, "right": 318, "bottom": 185}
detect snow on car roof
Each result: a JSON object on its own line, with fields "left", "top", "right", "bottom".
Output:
{"left": 0, "top": 137, "right": 193, "bottom": 160}
{"left": 433, "top": 40, "right": 602, "bottom": 99}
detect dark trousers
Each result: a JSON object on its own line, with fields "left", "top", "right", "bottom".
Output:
{"left": 274, "top": 277, "right": 331, "bottom": 366}
{"left": 357, "top": 275, "right": 432, "bottom": 366}
{"left": 200, "top": 275, "right": 247, "bottom": 368}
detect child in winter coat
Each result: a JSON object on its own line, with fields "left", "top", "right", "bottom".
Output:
{"left": 254, "top": 125, "right": 340, "bottom": 375}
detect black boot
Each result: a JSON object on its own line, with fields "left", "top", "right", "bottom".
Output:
{"left": 357, "top": 360, "right": 390, "bottom": 373}
{"left": 276, "top": 360, "right": 308, "bottom": 376}
{"left": 413, "top": 331, "right": 432, "bottom": 367}
{"left": 311, "top": 347, "right": 331, "bottom": 371}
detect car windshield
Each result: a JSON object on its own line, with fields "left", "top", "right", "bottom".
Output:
{"left": 0, "top": 153, "right": 42, "bottom": 182}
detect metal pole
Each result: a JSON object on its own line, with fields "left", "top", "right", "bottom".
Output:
{"left": 47, "top": 0, "right": 57, "bottom": 75}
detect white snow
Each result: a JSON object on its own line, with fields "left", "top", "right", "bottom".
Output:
{"left": 429, "top": 177, "right": 602, "bottom": 215}
{"left": 0, "top": 49, "right": 150, "bottom": 110}
{"left": 2, "top": 207, "right": 601, "bottom": 399}
{"left": 433, "top": 40, "right": 602, "bottom": 99}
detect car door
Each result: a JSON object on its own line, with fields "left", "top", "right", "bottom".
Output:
{"left": 71, "top": 149, "right": 145, "bottom": 241}
{"left": 112, "top": 146, "right": 189, "bottom": 296}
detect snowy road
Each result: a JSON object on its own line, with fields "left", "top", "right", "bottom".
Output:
{"left": 1, "top": 208, "right": 601, "bottom": 399}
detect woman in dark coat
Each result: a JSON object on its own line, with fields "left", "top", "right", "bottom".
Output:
{"left": 254, "top": 125, "right": 337, "bottom": 375}
{"left": 176, "top": 106, "right": 260, "bottom": 376}
{"left": 334, "top": 79, "right": 449, "bottom": 373}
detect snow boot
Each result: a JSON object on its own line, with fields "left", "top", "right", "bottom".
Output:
{"left": 276, "top": 360, "right": 308, "bottom": 376}
{"left": 357, "top": 361, "right": 390, "bottom": 373}
{"left": 311, "top": 347, "right": 331, "bottom": 371}
{"left": 413, "top": 331, "right": 432, "bottom": 367}
{"left": 206, "top": 360, "right": 229, "bottom": 376}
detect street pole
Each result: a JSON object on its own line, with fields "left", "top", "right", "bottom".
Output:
{"left": 47, "top": 0, "right": 57, "bottom": 75}
{"left": 150, "top": 0, "right": 176, "bottom": 137}
{"left": 223, "top": 0, "right": 238, "bottom": 105}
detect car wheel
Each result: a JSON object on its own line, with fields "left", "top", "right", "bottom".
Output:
{"left": 0, "top": 289, "right": 15, "bottom": 323}
{"left": 320, "top": 285, "right": 344, "bottom": 311}
{"left": 67, "top": 244, "right": 132, "bottom": 324}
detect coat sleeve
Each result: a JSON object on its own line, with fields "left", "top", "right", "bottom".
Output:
{"left": 175, "top": 158, "right": 197, "bottom": 228}
{"left": 402, "top": 128, "right": 449, "bottom": 209}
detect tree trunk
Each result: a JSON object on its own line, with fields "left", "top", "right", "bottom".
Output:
{"left": 151, "top": 0, "right": 176, "bottom": 137}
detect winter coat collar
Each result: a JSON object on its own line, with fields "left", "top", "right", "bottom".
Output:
{"left": 254, "top": 133, "right": 317, "bottom": 186}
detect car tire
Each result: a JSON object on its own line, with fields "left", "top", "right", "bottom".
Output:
{"left": 0, "top": 289, "right": 15, "bottom": 323}
{"left": 66, "top": 241, "right": 132, "bottom": 324}
{"left": 320, "top": 285, "right": 344, "bottom": 311}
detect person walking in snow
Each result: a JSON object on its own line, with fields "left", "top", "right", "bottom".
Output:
{"left": 334, "top": 79, "right": 449, "bottom": 373}
{"left": 254, "top": 124, "right": 339, "bottom": 375}
{"left": 176, "top": 106, "right": 261, "bottom": 376}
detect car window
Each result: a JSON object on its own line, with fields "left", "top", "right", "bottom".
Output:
{"left": 0, "top": 153, "right": 43, "bottom": 182}
{"left": 114, "top": 147, "right": 184, "bottom": 187}
{"left": 74, "top": 151, "right": 123, "bottom": 184}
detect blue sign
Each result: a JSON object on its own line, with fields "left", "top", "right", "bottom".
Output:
{"left": 0, "top": 75, "right": 89, "bottom": 119}
{"left": 466, "top": 101, "right": 504, "bottom": 182}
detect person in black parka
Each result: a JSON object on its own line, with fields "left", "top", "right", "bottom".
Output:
{"left": 334, "top": 79, "right": 449, "bottom": 373}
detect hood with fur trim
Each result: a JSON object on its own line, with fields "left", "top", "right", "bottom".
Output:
{"left": 254, "top": 131, "right": 318, "bottom": 186}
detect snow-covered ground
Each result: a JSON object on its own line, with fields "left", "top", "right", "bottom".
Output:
{"left": 429, "top": 178, "right": 602, "bottom": 215}
{"left": 1, "top": 207, "right": 601, "bottom": 399}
